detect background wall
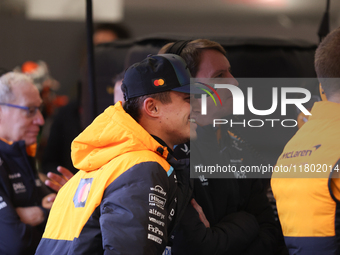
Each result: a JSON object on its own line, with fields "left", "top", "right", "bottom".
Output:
{"left": 0, "top": 0, "right": 339, "bottom": 97}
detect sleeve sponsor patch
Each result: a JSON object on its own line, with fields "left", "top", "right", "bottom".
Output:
{"left": 0, "top": 201, "right": 7, "bottom": 210}
{"left": 148, "top": 233, "right": 162, "bottom": 244}
{"left": 149, "top": 193, "right": 166, "bottom": 209}
{"left": 73, "top": 178, "right": 93, "bottom": 208}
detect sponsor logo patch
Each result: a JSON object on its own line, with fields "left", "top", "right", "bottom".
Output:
{"left": 0, "top": 201, "right": 7, "bottom": 210}
{"left": 73, "top": 178, "right": 93, "bottom": 208}
{"left": 149, "top": 217, "right": 165, "bottom": 227}
{"left": 198, "top": 174, "right": 209, "bottom": 186}
{"left": 8, "top": 173, "right": 21, "bottom": 179}
{"left": 148, "top": 224, "right": 164, "bottom": 236}
{"left": 150, "top": 185, "right": 166, "bottom": 196}
{"left": 35, "top": 179, "right": 42, "bottom": 187}
{"left": 148, "top": 233, "right": 162, "bottom": 244}
{"left": 149, "top": 193, "right": 166, "bottom": 209}
{"left": 180, "top": 143, "right": 190, "bottom": 155}
{"left": 153, "top": 78, "right": 166, "bottom": 87}
{"left": 163, "top": 246, "right": 171, "bottom": 255}
{"left": 13, "top": 182, "right": 26, "bottom": 194}
{"left": 280, "top": 144, "right": 321, "bottom": 160}
{"left": 149, "top": 208, "right": 165, "bottom": 220}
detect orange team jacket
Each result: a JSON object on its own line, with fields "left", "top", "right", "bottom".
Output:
{"left": 35, "top": 102, "right": 192, "bottom": 255}
{"left": 271, "top": 101, "right": 340, "bottom": 255}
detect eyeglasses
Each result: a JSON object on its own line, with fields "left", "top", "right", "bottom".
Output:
{"left": 0, "top": 103, "right": 43, "bottom": 118}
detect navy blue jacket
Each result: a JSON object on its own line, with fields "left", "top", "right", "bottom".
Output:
{"left": 171, "top": 125, "right": 282, "bottom": 255}
{"left": 0, "top": 140, "right": 51, "bottom": 255}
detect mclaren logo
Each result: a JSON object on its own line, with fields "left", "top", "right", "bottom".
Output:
{"left": 281, "top": 144, "right": 321, "bottom": 159}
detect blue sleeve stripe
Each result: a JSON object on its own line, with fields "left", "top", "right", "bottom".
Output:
{"left": 167, "top": 166, "right": 174, "bottom": 177}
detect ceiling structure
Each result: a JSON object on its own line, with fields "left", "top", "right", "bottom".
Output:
{"left": 1, "top": 0, "right": 338, "bottom": 44}
{"left": 0, "top": 0, "right": 338, "bottom": 21}
{"left": 0, "top": 0, "right": 338, "bottom": 97}
{"left": 123, "top": 0, "right": 338, "bottom": 18}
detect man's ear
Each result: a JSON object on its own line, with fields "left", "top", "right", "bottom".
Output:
{"left": 319, "top": 83, "right": 328, "bottom": 101}
{"left": 142, "top": 97, "right": 161, "bottom": 118}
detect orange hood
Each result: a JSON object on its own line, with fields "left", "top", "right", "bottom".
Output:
{"left": 71, "top": 102, "right": 168, "bottom": 172}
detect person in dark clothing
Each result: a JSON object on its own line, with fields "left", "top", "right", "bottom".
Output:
{"left": 159, "top": 39, "right": 285, "bottom": 254}
{"left": 93, "top": 23, "right": 131, "bottom": 45}
{"left": 41, "top": 100, "right": 82, "bottom": 174}
{"left": 41, "top": 23, "right": 131, "bottom": 176}
{"left": 0, "top": 72, "right": 56, "bottom": 255}
{"left": 173, "top": 125, "right": 280, "bottom": 255}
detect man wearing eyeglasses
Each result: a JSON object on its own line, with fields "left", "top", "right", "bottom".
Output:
{"left": 0, "top": 72, "right": 56, "bottom": 255}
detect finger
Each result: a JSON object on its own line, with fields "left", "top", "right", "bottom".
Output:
{"left": 57, "top": 166, "right": 74, "bottom": 180}
{"left": 190, "top": 198, "right": 197, "bottom": 206}
{"left": 42, "top": 194, "right": 57, "bottom": 209}
{"left": 47, "top": 193, "right": 57, "bottom": 202}
{"left": 191, "top": 198, "right": 202, "bottom": 213}
{"left": 47, "top": 172, "right": 67, "bottom": 186}
{"left": 45, "top": 180, "right": 61, "bottom": 192}
{"left": 191, "top": 198, "right": 210, "bottom": 228}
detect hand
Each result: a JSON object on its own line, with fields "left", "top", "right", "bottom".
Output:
{"left": 42, "top": 193, "right": 57, "bottom": 209}
{"left": 16, "top": 206, "right": 45, "bottom": 226}
{"left": 45, "top": 166, "right": 74, "bottom": 192}
{"left": 191, "top": 198, "right": 210, "bottom": 228}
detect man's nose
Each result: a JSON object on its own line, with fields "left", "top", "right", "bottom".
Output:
{"left": 33, "top": 109, "right": 45, "bottom": 126}
{"left": 229, "top": 73, "right": 239, "bottom": 87}
{"left": 191, "top": 96, "right": 201, "bottom": 112}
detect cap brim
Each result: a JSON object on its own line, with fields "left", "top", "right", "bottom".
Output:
{"left": 171, "top": 82, "right": 212, "bottom": 94}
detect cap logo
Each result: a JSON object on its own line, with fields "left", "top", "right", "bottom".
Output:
{"left": 153, "top": 79, "right": 165, "bottom": 87}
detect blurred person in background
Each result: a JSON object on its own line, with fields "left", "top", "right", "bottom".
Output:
{"left": 0, "top": 72, "right": 56, "bottom": 255}
{"left": 159, "top": 39, "right": 284, "bottom": 255}
{"left": 40, "top": 73, "right": 125, "bottom": 192}
{"left": 16, "top": 60, "right": 69, "bottom": 172}
{"left": 17, "top": 60, "right": 68, "bottom": 120}
{"left": 41, "top": 23, "right": 131, "bottom": 175}
{"left": 271, "top": 26, "right": 340, "bottom": 255}
{"left": 113, "top": 71, "right": 125, "bottom": 104}
{"left": 93, "top": 23, "right": 131, "bottom": 45}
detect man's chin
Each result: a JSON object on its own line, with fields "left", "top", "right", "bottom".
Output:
{"left": 190, "top": 133, "right": 197, "bottom": 141}
{"left": 189, "top": 122, "right": 198, "bottom": 140}
{"left": 195, "top": 117, "right": 213, "bottom": 127}
{"left": 190, "top": 130, "right": 197, "bottom": 141}
{"left": 25, "top": 138, "right": 37, "bottom": 146}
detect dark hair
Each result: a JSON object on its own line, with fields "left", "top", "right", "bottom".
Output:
{"left": 122, "top": 84, "right": 171, "bottom": 122}
{"left": 315, "top": 26, "right": 340, "bottom": 97}
{"left": 94, "top": 23, "right": 131, "bottom": 39}
{"left": 159, "top": 39, "right": 226, "bottom": 77}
